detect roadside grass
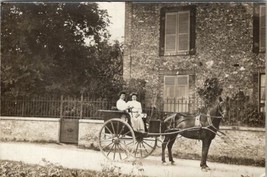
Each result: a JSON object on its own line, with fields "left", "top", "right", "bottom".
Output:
{"left": 0, "top": 159, "right": 146, "bottom": 177}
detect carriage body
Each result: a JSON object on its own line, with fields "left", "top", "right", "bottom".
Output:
{"left": 98, "top": 109, "right": 160, "bottom": 161}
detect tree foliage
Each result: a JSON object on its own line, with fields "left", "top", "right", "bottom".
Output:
{"left": 1, "top": 2, "right": 123, "bottom": 98}
{"left": 197, "top": 77, "right": 223, "bottom": 107}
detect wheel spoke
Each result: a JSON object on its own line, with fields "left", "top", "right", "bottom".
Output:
{"left": 125, "top": 140, "right": 134, "bottom": 146}
{"left": 118, "top": 144, "right": 122, "bottom": 160}
{"left": 118, "top": 124, "right": 126, "bottom": 136}
{"left": 140, "top": 143, "right": 143, "bottom": 157}
{"left": 121, "top": 130, "right": 131, "bottom": 137}
{"left": 107, "top": 143, "right": 115, "bottom": 156}
{"left": 100, "top": 137, "right": 113, "bottom": 142}
{"left": 105, "top": 125, "right": 114, "bottom": 136}
{"left": 141, "top": 141, "right": 149, "bottom": 154}
{"left": 134, "top": 142, "right": 139, "bottom": 157}
{"left": 118, "top": 143, "right": 128, "bottom": 153}
{"left": 110, "top": 121, "right": 116, "bottom": 135}
{"left": 143, "top": 140, "right": 154, "bottom": 149}
{"left": 116, "top": 121, "right": 120, "bottom": 136}
{"left": 113, "top": 144, "right": 117, "bottom": 160}
{"left": 102, "top": 142, "right": 113, "bottom": 150}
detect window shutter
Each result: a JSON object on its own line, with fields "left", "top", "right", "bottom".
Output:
{"left": 189, "top": 6, "right": 196, "bottom": 55}
{"left": 177, "top": 11, "right": 190, "bottom": 52}
{"left": 259, "top": 5, "right": 265, "bottom": 52}
{"left": 165, "top": 13, "right": 177, "bottom": 54}
{"left": 253, "top": 4, "right": 260, "bottom": 53}
{"left": 176, "top": 76, "right": 189, "bottom": 98}
{"left": 164, "top": 76, "right": 175, "bottom": 98}
{"left": 159, "top": 9, "right": 165, "bottom": 56}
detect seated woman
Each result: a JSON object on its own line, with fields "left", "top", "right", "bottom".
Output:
{"left": 127, "top": 92, "right": 145, "bottom": 132}
{"left": 116, "top": 91, "right": 129, "bottom": 111}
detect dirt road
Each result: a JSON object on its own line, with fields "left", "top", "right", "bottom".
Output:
{"left": 0, "top": 142, "right": 265, "bottom": 177}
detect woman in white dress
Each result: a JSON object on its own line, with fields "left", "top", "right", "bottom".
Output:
{"left": 127, "top": 92, "right": 145, "bottom": 132}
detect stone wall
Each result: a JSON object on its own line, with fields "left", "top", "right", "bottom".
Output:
{"left": 78, "top": 119, "right": 104, "bottom": 149}
{"left": 0, "top": 117, "right": 60, "bottom": 142}
{"left": 124, "top": 2, "right": 265, "bottom": 108}
{"left": 152, "top": 126, "right": 265, "bottom": 166}
{"left": 0, "top": 116, "right": 264, "bottom": 166}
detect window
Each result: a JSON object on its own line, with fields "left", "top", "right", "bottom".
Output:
{"left": 259, "top": 73, "right": 265, "bottom": 112}
{"left": 160, "top": 6, "right": 196, "bottom": 56}
{"left": 164, "top": 75, "right": 189, "bottom": 112}
{"left": 253, "top": 4, "right": 266, "bottom": 53}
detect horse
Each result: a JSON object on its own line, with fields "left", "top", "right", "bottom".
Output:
{"left": 161, "top": 97, "right": 227, "bottom": 171}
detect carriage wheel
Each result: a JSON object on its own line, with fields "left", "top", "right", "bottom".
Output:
{"left": 132, "top": 134, "right": 157, "bottom": 159}
{"left": 98, "top": 118, "right": 135, "bottom": 161}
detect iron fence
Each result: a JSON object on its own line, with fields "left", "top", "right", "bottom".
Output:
{"left": 0, "top": 95, "right": 264, "bottom": 127}
{"left": 1, "top": 95, "right": 115, "bottom": 119}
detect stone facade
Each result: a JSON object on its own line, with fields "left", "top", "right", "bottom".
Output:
{"left": 124, "top": 2, "right": 265, "bottom": 111}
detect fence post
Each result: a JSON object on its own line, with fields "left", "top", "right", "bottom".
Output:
{"left": 80, "top": 94, "right": 83, "bottom": 119}
{"left": 60, "top": 95, "right": 63, "bottom": 119}
{"left": 22, "top": 100, "right": 25, "bottom": 117}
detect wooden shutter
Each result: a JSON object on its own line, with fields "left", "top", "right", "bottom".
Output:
{"left": 259, "top": 5, "right": 265, "bottom": 52}
{"left": 253, "top": 4, "right": 260, "bottom": 53}
{"left": 177, "top": 11, "right": 190, "bottom": 52}
{"left": 260, "top": 74, "right": 265, "bottom": 112}
{"left": 189, "top": 6, "right": 196, "bottom": 55}
{"left": 159, "top": 9, "right": 166, "bottom": 56}
{"left": 165, "top": 13, "right": 177, "bottom": 54}
{"left": 175, "top": 76, "right": 189, "bottom": 98}
{"left": 164, "top": 76, "right": 175, "bottom": 98}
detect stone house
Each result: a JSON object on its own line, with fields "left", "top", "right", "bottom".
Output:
{"left": 123, "top": 2, "right": 265, "bottom": 117}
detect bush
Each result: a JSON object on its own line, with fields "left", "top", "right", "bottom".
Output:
{"left": 197, "top": 78, "right": 223, "bottom": 108}
{"left": 223, "top": 91, "right": 265, "bottom": 127}
{"left": 0, "top": 159, "right": 137, "bottom": 177}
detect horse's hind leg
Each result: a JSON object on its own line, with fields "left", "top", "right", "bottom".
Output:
{"left": 167, "top": 134, "right": 178, "bottom": 164}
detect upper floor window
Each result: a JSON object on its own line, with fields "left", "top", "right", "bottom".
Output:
{"left": 160, "top": 6, "right": 196, "bottom": 56}
{"left": 253, "top": 4, "right": 266, "bottom": 53}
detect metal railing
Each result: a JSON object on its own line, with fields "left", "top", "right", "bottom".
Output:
{"left": 1, "top": 95, "right": 265, "bottom": 127}
{"left": 1, "top": 95, "right": 115, "bottom": 119}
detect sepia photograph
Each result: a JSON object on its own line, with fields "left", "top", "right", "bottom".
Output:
{"left": 0, "top": 1, "right": 265, "bottom": 177}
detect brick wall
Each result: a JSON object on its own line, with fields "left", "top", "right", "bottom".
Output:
{"left": 123, "top": 2, "right": 265, "bottom": 109}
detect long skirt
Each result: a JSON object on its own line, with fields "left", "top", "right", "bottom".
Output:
{"left": 130, "top": 113, "right": 145, "bottom": 132}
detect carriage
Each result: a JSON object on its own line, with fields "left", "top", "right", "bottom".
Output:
{"left": 98, "top": 97, "right": 226, "bottom": 165}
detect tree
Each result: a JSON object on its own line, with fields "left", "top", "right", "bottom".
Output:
{"left": 197, "top": 77, "right": 223, "bottom": 107}
{"left": 1, "top": 2, "right": 123, "bottom": 98}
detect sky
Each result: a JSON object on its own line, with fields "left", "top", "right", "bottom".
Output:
{"left": 98, "top": 2, "right": 125, "bottom": 43}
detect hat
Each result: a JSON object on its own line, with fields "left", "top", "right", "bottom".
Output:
{"left": 130, "top": 92, "right": 137, "bottom": 97}
{"left": 118, "top": 91, "right": 126, "bottom": 96}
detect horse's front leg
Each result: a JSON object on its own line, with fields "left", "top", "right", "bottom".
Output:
{"left": 162, "top": 136, "right": 169, "bottom": 164}
{"left": 200, "top": 139, "right": 212, "bottom": 171}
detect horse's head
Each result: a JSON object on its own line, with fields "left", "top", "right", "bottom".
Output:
{"left": 216, "top": 96, "right": 228, "bottom": 118}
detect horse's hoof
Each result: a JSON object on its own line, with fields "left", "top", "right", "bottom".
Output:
{"left": 162, "top": 162, "right": 167, "bottom": 165}
{"left": 170, "top": 161, "right": 176, "bottom": 165}
{"left": 201, "top": 166, "right": 211, "bottom": 172}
